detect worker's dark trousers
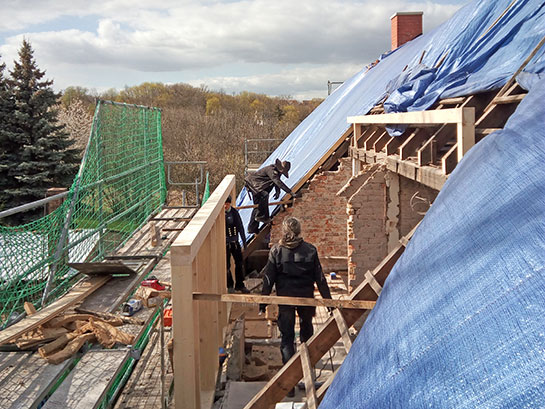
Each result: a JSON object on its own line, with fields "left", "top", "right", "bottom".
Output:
{"left": 226, "top": 242, "right": 245, "bottom": 289}
{"left": 248, "top": 191, "right": 269, "bottom": 234}
{"left": 278, "top": 305, "right": 316, "bottom": 363}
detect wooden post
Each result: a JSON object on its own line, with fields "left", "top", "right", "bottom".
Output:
{"left": 457, "top": 107, "right": 475, "bottom": 161}
{"left": 352, "top": 123, "right": 362, "bottom": 176}
{"left": 171, "top": 175, "right": 235, "bottom": 409}
{"left": 171, "top": 260, "right": 200, "bottom": 409}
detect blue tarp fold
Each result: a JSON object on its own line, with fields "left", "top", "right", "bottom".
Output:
{"left": 320, "top": 74, "right": 545, "bottom": 409}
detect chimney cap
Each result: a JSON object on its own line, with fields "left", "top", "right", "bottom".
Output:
{"left": 390, "top": 11, "right": 423, "bottom": 20}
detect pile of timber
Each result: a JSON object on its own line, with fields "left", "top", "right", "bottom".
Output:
{"left": 13, "top": 304, "right": 139, "bottom": 365}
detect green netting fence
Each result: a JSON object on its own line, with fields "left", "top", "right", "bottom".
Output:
{"left": 0, "top": 100, "right": 166, "bottom": 328}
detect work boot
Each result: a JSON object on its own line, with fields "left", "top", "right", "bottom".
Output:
{"left": 287, "top": 388, "right": 295, "bottom": 398}
{"left": 235, "top": 286, "right": 250, "bottom": 294}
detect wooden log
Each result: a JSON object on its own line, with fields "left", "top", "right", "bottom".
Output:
{"left": 49, "top": 313, "right": 124, "bottom": 328}
{"left": 38, "top": 333, "right": 78, "bottom": 358}
{"left": 44, "top": 333, "right": 96, "bottom": 365}
{"left": 92, "top": 319, "right": 134, "bottom": 346}
{"left": 0, "top": 276, "right": 110, "bottom": 346}
{"left": 193, "top": 293, "right": 376, "bottom": 310}
{"left": 74, "top": 307, "right": 145, "bottom": 325}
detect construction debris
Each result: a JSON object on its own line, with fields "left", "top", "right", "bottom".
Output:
{"left": 13, "top": 312, "right": 135, "bottom": 364}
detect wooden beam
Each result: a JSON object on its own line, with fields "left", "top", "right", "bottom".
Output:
{"left": 193, "top": 293, "right": 376, "bottom": 310}
{"left": 493, "top": 94, "right": 526, "bottom": 104}
{"left": 333, "top": 309, "right": 352, "bottom": 354}
{"left": 300, "top": 343, "right": 318, "bottom": 409}
{"left": 348, "top": 107, "right": 467, "bottom": 126}
{"left": 316, "top": 368, "right": 338, "bottom": 404}
{"left": 0, "top": 276, "right": 110, "bottom": 346}
{"left": 235, "top": 199, "right": 293, "bottom": 210}
{"left": 441, "top": 143, "right": 458, "bottom": 175}
{"left": 457, "top": 107, "right": 475, "bottom": 161}
{"left": 173, "top": 175, "right": 235, "bottom": 265}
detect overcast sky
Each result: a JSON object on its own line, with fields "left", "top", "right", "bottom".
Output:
{"left": 0, "top": 0, "right": 467, "bottom": 99}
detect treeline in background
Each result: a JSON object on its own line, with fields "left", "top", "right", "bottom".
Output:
{"left": 61, "top": 83, "right": 323, "bottom": 203}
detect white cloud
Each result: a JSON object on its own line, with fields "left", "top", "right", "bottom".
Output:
{"left": 187, "top": 64, "right": 364, "bottom": 99}
{"left": 0, "top": 0, "right": 463, "bottom": 98}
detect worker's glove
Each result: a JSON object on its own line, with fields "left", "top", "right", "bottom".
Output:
{"left": 327, "top": 306, "right": 334, "bottom": 316}
{"left": 259, "top": 304, "right": 267, "bottom": 315}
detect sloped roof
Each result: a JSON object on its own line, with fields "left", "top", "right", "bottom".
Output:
{"left": 237, "top": 0, "right": 545, "bottom": 227}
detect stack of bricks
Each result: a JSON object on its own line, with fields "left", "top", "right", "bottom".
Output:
{"left": 270, "top": 158, "right": 352, "bottom": 267}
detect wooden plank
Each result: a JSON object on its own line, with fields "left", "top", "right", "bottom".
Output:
{"left": 348, "top": 107, "right": 465, "bottom": 125}
{"left": 362, "top": 129, "right": 381, "bottom": 150}
{"left": 79, "top": 259, "right": 153, "bottom": 313}
{"left": 43, "top": 350, "right": 129, "bottom": 409}
{"left": 196, "top": 227, "right": 219, "bottom": 396}
{"left": 0, "top": 276, "right": 110, "bottom": 346}
{"left": 493, "top": 94, "right": 526, "bottom": 104}
{"left": 333, "top": 309, "right": 352, "bottom": 354}
{"left": 417, "top": 123, "right": 455, "bottom": 166}
{"left": 456, "top": 107, "right": 475, "bottom": 161}
{"left": 0, "top": 353, "right": 72, "bottom": 409}
{"left": 300, "top": 343, "right": 318, "bottom": 409}
{"left": 399, "top": 128, "right": 431, "bottom": 160}
{"left": 68, "top": 262, "right": 136, "bottom": 276}
{"left": 441, "top": 143, "right": 458, "bottom": 175}
{"left": 316, "top": 368, "right": 338, "bottom": 404}
{"left": 373, "top": 133, "right": 393, "bottom": 152}
{"left": 173, "top": 176, "right": 235, "bottom": 265}
{"left": 193, "top": 293, "right": 376, "bottom": 310}
{"left": 172, "top": 259, "right": 200, "bottom": 409}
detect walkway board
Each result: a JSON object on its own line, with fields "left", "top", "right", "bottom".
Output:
{"left": 43, "top": 350, "right": 129, "bottom": 409}
{"left": 0, "top": 352, "right": 71, "bottom": 409}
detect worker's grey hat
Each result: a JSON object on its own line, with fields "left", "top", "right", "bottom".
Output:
{"left": 275, "top": 159, "right": 291, "bottom": 178}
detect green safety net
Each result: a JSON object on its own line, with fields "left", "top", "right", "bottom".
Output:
{"left": 0, "top": 100, "right": 166, "bottom": 327}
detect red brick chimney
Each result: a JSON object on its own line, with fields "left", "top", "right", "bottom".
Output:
{"left": 391, "top": 12, "right": 423, "bottom": 50}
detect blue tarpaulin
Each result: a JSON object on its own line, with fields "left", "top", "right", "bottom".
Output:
{"left": 320, "top": 74, "right": 545, "bottom": 409}
{"left": 236, "top": 0, "right": 545, "bottom": 406}
{"left": 237, "top": 0, "right": 545, "bottom": 227}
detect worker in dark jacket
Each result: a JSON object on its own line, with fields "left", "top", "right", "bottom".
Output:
{"left": 259, "top": 217, "right": 332, "bottom": 366}
{"left": 225, "top": 196, "right": 248, "bottom": 293}
{"left": 245, "top": 159, "right": 300, "bottom": 234}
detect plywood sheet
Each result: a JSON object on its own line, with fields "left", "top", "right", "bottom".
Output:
{"left": 43, "top": 350, "right": 129, "bottom": 409}
{"left": 0, "top": 352, "right": 71, "bottom": 409}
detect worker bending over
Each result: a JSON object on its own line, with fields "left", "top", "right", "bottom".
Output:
{"left": 225, "top": 196, "right": 248, "bottom": 293}
{"left": 244, "top": 159, "right": 300, "bottom": 234}
{"left": 259, "top": 217, "right": 332, "bottom": 371}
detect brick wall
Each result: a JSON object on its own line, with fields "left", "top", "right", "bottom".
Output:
{"left": 391, "top": 12, "right": 423, "bottom": 50}
{"left": 270, "top": 159, "right": 352, "bottom": 264}
{"left": 344, "top": 165, "right": 388, "bottom": 289}
{"left": 344, "top": 168, "right": 438, "bottom": 290}
{"left": 399, "top": 175, "right": 438, "bottom": 237}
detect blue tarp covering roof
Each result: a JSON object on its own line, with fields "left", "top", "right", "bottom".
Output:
{"left": 320, "top": 72, "right": 545, "bottom": 409}
{"left": 236, "top": 0, "right": 545, "bottom": 406}
{"left": 237, "top": 0, "right": 545, "bottom": 227}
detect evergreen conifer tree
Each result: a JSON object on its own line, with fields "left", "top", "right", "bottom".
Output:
{"left": 0, "top": 56, "right": 18, "bottom": 213}
{"left": 7, "top": 40, "right": 80, "bottom": 224}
